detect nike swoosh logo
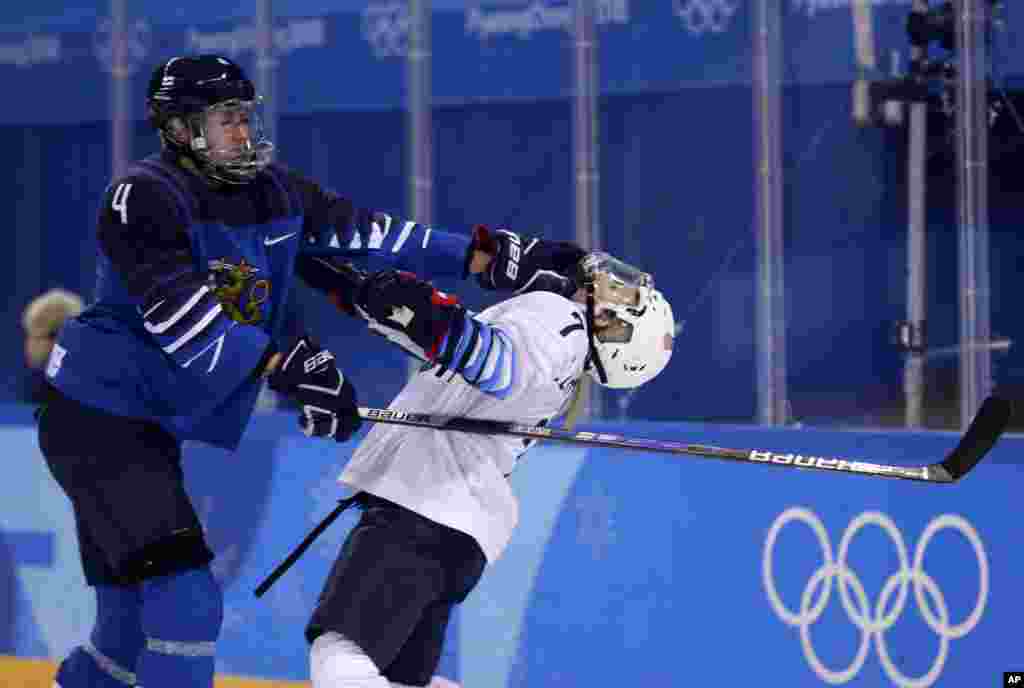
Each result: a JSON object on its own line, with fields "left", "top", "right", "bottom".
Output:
{"left": 264, "top": 232, "right": 297, "bottom": 246}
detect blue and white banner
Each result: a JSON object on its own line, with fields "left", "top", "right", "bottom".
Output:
{"left": 1, "top": 0, "right": 1019, "bottom": 124}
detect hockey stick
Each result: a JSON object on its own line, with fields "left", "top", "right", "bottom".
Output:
{"left": 356, "top": 396, "right": 1012, "bottom": 484}
{"left": 254, "top": 396, "right": 1010, "bottom": 596}
{"left": 254, "top": 496, "right": 358, "bottom": 598}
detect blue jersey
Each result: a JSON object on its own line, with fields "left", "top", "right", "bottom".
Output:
{"left": 47, "top": 153, "right": 473, "bottom": 449}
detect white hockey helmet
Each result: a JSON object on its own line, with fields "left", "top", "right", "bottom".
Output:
{"left": 580, "top": 253, "right": 675, "bottom": 389}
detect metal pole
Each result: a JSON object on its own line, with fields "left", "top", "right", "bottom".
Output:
{"left": 408, "top": 0, "right": 433, "bottom": 225}
{"left": 255, "top": 0, "right": 277, "bottom": 151}
{"left": 573, "top": 0, "right": 601, "bottom": 420}
{"left": 955, "top": 0, "right": 991, "bottom": 428}
{"left": 408, "top": 0, "right": 433, "bottom": 379}
{"left": 904, "top": 0, "right": 929, "bottom": 427}
{"left": 253, "top": 0, "right": 280, "bottom": 410}
{"left": 110, "top": 0, "right": 129, "bottom": 180}
{"left": 753, "top": 0, "right": 787, "bottom": 425}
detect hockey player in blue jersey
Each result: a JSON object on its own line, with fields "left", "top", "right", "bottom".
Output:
{"left": 35, "top": 54, "right": 584, "bottom": 688}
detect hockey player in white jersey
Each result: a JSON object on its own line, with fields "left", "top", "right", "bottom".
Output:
{"left": 299, "top": 253, "right": 674, "bottom": 688}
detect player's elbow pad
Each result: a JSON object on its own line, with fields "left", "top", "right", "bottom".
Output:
{"left": 438, "top": 316, "right": 517, "bottom": 398}
{"left": 139, "top": 270, "right": 235, "bottom": 368}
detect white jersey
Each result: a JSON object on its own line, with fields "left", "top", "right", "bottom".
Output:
{"left": 339, "top": 290, "right": 589, "bottom": 562}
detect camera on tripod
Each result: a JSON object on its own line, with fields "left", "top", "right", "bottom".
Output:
{"left": 853, "top": 0, "right": 1007, "bottom": 129}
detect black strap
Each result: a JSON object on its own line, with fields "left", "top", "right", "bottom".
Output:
{"left": 585, "top": 288, "right": 607, "bottom": 384}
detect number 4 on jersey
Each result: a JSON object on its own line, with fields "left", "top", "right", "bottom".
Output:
{"left": 112, "top": 182, "right": 133, "bottom": 224}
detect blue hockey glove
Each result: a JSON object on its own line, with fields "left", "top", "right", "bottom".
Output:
{"left": 267, "top": 336, "right": 362, "bottom": 442}
{"left": 471, "top": 225, "right": 583, "bottom": 297}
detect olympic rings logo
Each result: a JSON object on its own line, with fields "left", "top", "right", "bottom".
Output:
{"left": 93, "top": 18, "right": 151, "bottom": 75}
{"left": 672, "top": 0, "right": 738, "bottom": 35}
{"left": 762, "top": 507, "right": 988, "bottom": 687}
{"left": 362, "top": 1, "right": 411, "bottom": 59}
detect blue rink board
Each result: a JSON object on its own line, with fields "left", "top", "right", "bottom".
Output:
{"left": 1, "top": 407, "right": 1021, "bottom": 687}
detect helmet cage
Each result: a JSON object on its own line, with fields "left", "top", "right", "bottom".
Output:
{"left": 579, "top": 253, "right": 674, "bottom": 389}
{"left": 182, "top": 98, "right": 274, "bottom": 184}
{"left": 146, "top": 56, "right": 273, "bottom": 184}
{"left": 581, "top": 252, "right": 652, "bottom": 314}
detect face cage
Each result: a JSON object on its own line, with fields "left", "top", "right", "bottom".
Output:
{"left": 580, "top": 253, "right": 655, "bottom": 383}
{"left": 580, "top": 252, "right": 653, "bottom": 319}
{"left": 187, "top": 99, "right": 274, "bottom": 184}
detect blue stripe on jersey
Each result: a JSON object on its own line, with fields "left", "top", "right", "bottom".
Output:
{"left": 474, "top": 330, "right": 516, "bottom": 398}
{"left": 442, "top": 316, "right": 480, "bottom": 372}
{"left": 345, "top": 214, "right": 425, "bottom": 255}
{"left": 460, "top": 323, "right": 495, "bottom": 383}
{"left": 394, "top": 224, "right": 472, "bottom": 279}
{"left": 305, "top": 211, "right": 473, "bottom": 280}
{"left": 438, "top": 315, "right": 516, "bottom": 398}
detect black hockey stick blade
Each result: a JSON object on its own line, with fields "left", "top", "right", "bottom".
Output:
{"left": 927, "top": 396, "right": 1012, "bottom": 483}
{"left": 357, "top": 396, "right": 1012, "bottom": 484}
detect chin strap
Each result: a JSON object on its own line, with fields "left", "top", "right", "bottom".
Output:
{"left": 585, "top": 285, "right": 608, "bottom": 385}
